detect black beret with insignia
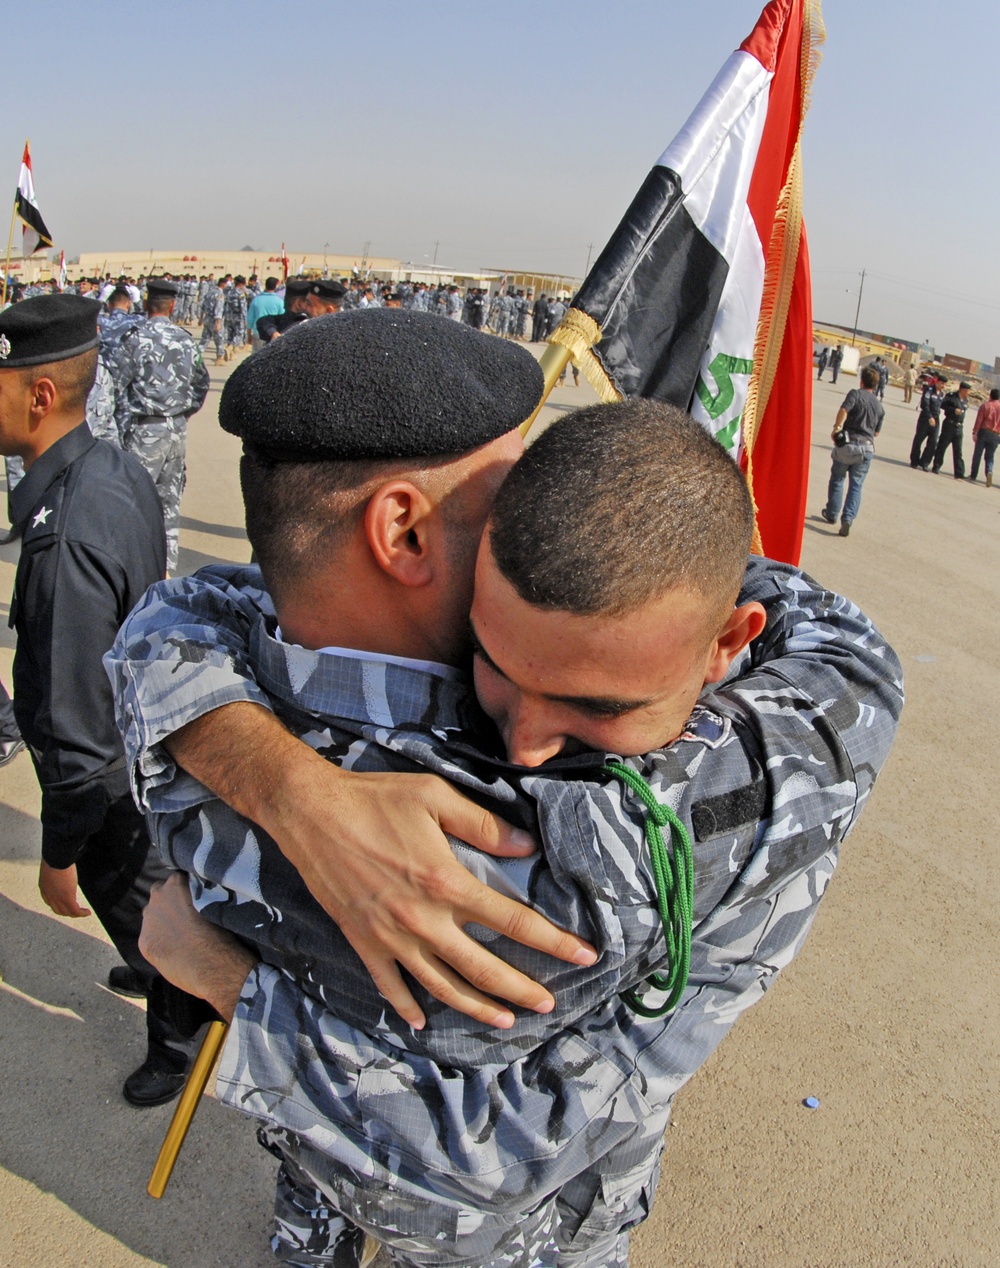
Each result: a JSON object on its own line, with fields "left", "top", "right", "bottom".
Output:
{"left": 219, "top": 308, "right": 543, "bottom": 461}
{"left": 0, "top": 294, "right": 99, "bottom": 368}
{"left": 146, "top": 276, "right": 180, "bottom": 297}
{"left": 306, "top": 277, "right": 346, "bottom": 300}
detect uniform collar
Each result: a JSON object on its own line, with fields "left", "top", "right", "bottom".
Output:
{"left": 9, "top": 422, "right": 96, "bottom": 527}
{"left": 250, "top": 615, "right": 473, "bottom": 733}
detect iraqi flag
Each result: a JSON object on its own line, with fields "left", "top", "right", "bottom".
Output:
{"left": 16, "top": 142, "right": 54, "bottom": 257}
{"left": 550, "top": 0, "right": 823, "bottom": 564}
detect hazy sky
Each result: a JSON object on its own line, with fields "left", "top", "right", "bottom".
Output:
{"left": 7, "top": 1, "right": 999, "bottom": 361}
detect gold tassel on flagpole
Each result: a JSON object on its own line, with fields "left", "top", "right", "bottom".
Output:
{"left": 741, "top": 0, "right": 826, "bottom": 554}
{"left": 520, "top": 309, "right": 617, "bottom": 439}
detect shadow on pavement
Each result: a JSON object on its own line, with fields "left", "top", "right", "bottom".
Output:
{"left": 179, "top": 516, "right": 248, "bottom": 541}
{"left": 0, "top": 892, "right": 276, "bottom": 1266}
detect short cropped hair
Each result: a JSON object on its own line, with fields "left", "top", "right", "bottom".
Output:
{"left": 264, "top": 276, "right": 279, "bottom": 291}
{"left": 861, "top": 366, "right": 879, "bottom": 389}
{"left": 19, "top": 347, "right": 98, "bottom": 414}
{"left": 241, "top": 449, "right": 457, "bottom": 603}
{"left": 488, "top": 400, "right": 753, "bottom": 623}
{"left": 991, "top": 388, "right": 999, "bottom": 402}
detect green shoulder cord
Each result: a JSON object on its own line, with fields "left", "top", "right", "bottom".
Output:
{"left": 605, "top": 759, "right": 694, "bottom": 1017}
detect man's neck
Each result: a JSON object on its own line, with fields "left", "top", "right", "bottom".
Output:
{"left": 22, "top": 415, "right": 87, "bottom": 469}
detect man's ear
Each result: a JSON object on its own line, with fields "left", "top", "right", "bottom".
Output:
{"left": 364, "top": 480, "right": 437, "bottom": 587}
{"left": 702, "top": 601, "right": 767, "bottom": 684}
{"left": 28, "top": 375, "right": 58, "bottom": 423}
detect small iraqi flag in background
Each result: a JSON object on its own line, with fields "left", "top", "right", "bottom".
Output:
{"left": 550, "top": 0, "right": 824, "bottom": 565}
{"left": 16, "top": 141, "right": 53, "bottom": 258}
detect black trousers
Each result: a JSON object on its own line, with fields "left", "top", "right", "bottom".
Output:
{"left": 932, "top": 421, "right": 965, "bottom": 477}
{"left": 910, "top": 415, "right": 939, "bottom": 467}
{"left": 0, "top": 676, "right": 17, "bottom": 740}
{"left": 75, "top": 793, "right": 214, "bottom": 1071}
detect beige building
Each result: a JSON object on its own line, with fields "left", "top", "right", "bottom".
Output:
{"left": 72, "top": 249, "right": 400, "bottom": 282}
{"left": 10, "top": 247, "right": 582, "bottom": 296}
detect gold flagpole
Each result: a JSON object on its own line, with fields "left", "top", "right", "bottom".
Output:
{"left": 147, "top": 1019, "right": 229, "bottom": 1198}
{"left": 2, "top": 197, "right": 18, "bottom": 310}
{"left": 519, "top": 343, "right": 573, "bottom": 437}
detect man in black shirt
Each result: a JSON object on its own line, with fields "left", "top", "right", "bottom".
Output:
{"left": 931, "top": 381, "right": 971, "bottom": 478}
{"left": 820, "top": 364, "right": 884, "bottom": 537}
{"left": 0, "top": 295, "right": 207, "bottom": 1106}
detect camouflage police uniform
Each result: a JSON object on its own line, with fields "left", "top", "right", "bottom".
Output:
{"left": 545, "top": 298, "right": 567, "bottom": 339}
{"left": 109, "top": 315, "right": 210, "bottom": 572}
{"left": 109, "top": 556, "right": 902, "bottom": 1268}
{"left": 199, "top": 282, "right": 225, "bottom": 359}
{"left": 99, "top": 306, "right": 142, "bottom": 349}
{"left": 85, "top": 356, "right": 120, "bottom": 445}
{"left": 224, "top": 285, "right": 249, "bottom": 351}
{"left": 514, "top": 293, "right": 530, "bottom": 339}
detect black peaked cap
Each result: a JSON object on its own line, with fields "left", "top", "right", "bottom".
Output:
{"left": 0, "top": 294, "right": 100, "bottom": 368}
{"left": 219, "top": 308, "right": 544, "bottom": 461}
{"left": 146, "top": 277, "right": 180, "bottom": 296}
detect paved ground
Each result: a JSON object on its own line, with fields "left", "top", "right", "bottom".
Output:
{"left": 0, "top": 356, "right": 995, "bottom": 1267}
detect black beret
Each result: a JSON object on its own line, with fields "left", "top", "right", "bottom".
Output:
{"left": 284, "top": 278, "right": 311, "bottom": 297}
{"left": 306, "top": 278, "right": 346, "bottom": 300}
{"left": 0, "top": 294, "right": 99, "bottom": 369}
{"left": 146, "top": 277, "right": 180, "bottom": 297}
{"left": 219, "top": 308, "right": 543, "bottom": 461}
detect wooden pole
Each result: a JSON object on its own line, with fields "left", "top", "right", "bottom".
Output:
{"left": 2, "top": 197, "right": 18, "bottom": 309}
{"left": 147, "top": 1019, "right": 229, "bottom": 1199}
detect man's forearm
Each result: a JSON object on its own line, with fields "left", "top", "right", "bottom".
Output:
{"left": 164, "top": 700, "right": 329, "bottom": 831}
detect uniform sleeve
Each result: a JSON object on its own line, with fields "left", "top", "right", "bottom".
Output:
{"left": 17, "top": 541, "right": 133, "bottom": 867}
{"left": 105, "top": 564, "right": 277, "bottom": 812}
{"left": 189, "top": 349, "right": 210, "bottom": 414}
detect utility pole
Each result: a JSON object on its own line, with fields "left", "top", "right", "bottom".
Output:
{"left": 851, "top": 269, "right": 866, "bottom": 347}
{"left": 584, "top": 242, "right": 594, "bottom": 276}
{"left": 433, "top": 240, "right": 440, "bottom": 267}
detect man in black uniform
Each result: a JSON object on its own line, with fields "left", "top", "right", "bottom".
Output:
{"left": 0, "top": 294, "right": 208, "bottom": 1106}
{"left": 931, "top": 381, "right": 971, "bottom": 478}
{"left": 910, "top": 377, "right": 944, "bottom": 469}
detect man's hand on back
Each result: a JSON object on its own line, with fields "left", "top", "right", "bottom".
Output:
{"left": 166, "top": 703, "right": 597, "bottom": 1031}
{"left": 140, "top": 873, "right": 255, "bottom": 1023}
